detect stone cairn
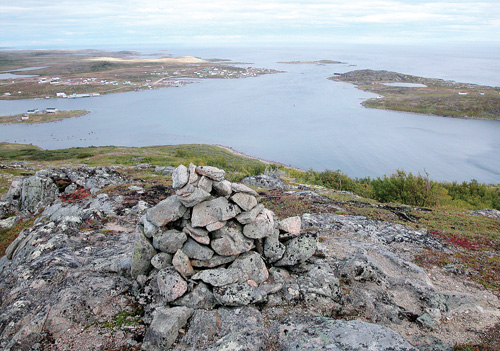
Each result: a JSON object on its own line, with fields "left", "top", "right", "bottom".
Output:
{"left": 131, "top": 164, "right": 318, "bottom": 308}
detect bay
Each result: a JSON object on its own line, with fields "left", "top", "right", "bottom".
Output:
{"left": 0, "top": 44, "right": 499, "bottom": 183}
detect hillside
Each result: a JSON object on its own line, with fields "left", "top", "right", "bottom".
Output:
{"left": 0, "top": 143, "right": 499, "bottom": 350}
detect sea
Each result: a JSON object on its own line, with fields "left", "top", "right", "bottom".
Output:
{"left": 0, "top": 43, "right": 499, "bottom": 183}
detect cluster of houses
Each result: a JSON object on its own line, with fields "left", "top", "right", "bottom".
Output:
{"left": 21, "top": 108, "right": 58, "bottom": 120}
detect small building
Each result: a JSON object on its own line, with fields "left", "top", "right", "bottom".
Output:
{"left": 27, "top": 109, "right": 39, "bottom": 114}
{"left": 458, "top": 92, "right": 468, "bottom": 95}
{"left": 45, "top": 108, "right": 58, "bottom": 113}
{"left": 21, "top": 115, "right": 29, "bottom": 120}
{"left": 56, "top": 92, "right": 67, "bottom": 98}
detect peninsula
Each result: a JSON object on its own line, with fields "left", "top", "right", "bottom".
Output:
{"left": 330, "top": 69, "right": 500, "bottom": 120}
{"left": 0, "top": 109, "right": 88, "bottom": 124}
{"left": 0, "top": 50, "right": 276, "bottom": 100}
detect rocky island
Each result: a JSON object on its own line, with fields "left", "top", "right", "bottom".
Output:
{"left": 0, "top": 148, "right": 499, "bottom": 350}
{"left": 330, "top": 69, "right": 500, "bottom": 120}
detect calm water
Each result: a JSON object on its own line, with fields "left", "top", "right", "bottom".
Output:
{"left": 1, "top": 44, "right": 499, "bottom": 183}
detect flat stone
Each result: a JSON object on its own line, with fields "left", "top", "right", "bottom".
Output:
{"left": 151, "top": 252, "right": 173, "bottom": 270}
{"left": 196, "top": 166, "right": 225, "bottom": 181}
{"left": 146, "top": 195, "right": 187, "bottom": 227}
{"left": 206, "top": 221, "right": 226, "bottom": 232}
{"left": 157, "top": 267, "right": 188, "bottom": 302}
{"left": 213, "top": 180, "right": 232, "bottom": 197}
{"left": 213, "top": 282, "right": 267, "bottom": 306}
{"left": 142, "top": 306, "right": 194, "bottom": 351}
{"left": 172, "top": 282, "right": 217, "bottom": 310}
{"left": 153, "top": 229, "right": 187, "bottom": 254}
{"left": 172, "top": 249, "right": 194, "bottom": 279}
{"left": 188, "top": 163, "right": 199, "bottom": 184}
{"left": 131, "top": 231, "right": 157, "bottom": 278}
{"left": 172, "top": 164, "right": 189, "bottom": 189}
{"left": 192, "top": 267, "right": 244, "bottom": 286}
{"left": 231, "top": 192, "right": 257, "bottom": 211}
{"left": 191, "top": 254, "right": 238, "bottom": 268}
{"left": 176, "top": 184, "right": 211, "bottom": 207}
{"left": 182, "top": 238, "right": 214, "bottom": 261}
{"left": 191, "top": 197, "right": 241, "bottom": 228}
{"left": 279, "top": 216, "right": 301, "bottom": 236}
{"left": 229, "top": 251, "right": 269, "bottom": 284}
{"left": 243, "top": 208, "right": 274, "bottom": 239}
{"left": 184, "top": 227, "right": 210, "bottom": 245}
{"left": 211, "top": 221, "right": 255, "bottom": 256}
{"left": 198, "top": 176, "right": 213, "bottom": 193}
{"left": 231, "top": 183, "right": 259, "bottom": 196}
{"left": 274, "top": 232, "right": 317, "bottom": 266}
{"left": 279, "top": 317, "right": 417, "bottom": 351}
{"left": 236, "top": 204, "right": 264, "bottom": 225}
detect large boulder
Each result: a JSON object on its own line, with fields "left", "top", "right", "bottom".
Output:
{"left": 146, "top": 196, "right": 187, "bottom": 227}
{"left": 131, "top": 232, "right": 156, "bottom": 278}
{"left": 211, "top": 221, "right": 255, "bottom": 256}
{"left": 191, "top": 197, "right": 241, "bottom": 228}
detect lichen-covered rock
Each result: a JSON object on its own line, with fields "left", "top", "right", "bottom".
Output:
{"left": 241, "top": 174, "right": 289, "bottom": 190}
{"left": 131, "top": 231, "right": 156, "bottom": 278}
{"left": 152, "top": 229, "right": 187, "bottom": 254}
{"left": 192, "top": 267, "right": 244, "bottom": 286}
{"left": 181, "top": 238, "right": 214, "bottom": 261}
{"left": 151, "top": 252, "right": 173, "bottom": 270}
{"left": 172, "top": 164, "right": 189, "bottom": 189}
{"left": 229, "top": 251, "right": 269, "bottom": 284}
{"left": 213, "top": 282, "right": 267, "bottom": 306}
{"left": 236, "top": 203, "right": 264, "bottom": 225}
{"left": 172, "top": 282, "right": 217, "bottom": 309}
{"left": 20, "top": 176, "right": 59, "bottom": 211}
{"left": 142, "top": 217, "right": 158, "bottom": 238}
{"left": 146, "top": 196, "right": 187, "bottom": 227}
{"left": 191, "top": 254, "right": 238, "bottom": 268}
{"left": 198, "top": 176, "right": 213, "bottom": 193}
{"left": 279, "top": 317, "right": 417, "bottom": 351}
{"left": 231, "top": 192, "right": 257, "bottom": 211}
{"left": 142, "top": 306, "right": 193, "bottom": 351}
{"left": 213, "top": 180, "right": 232, "bottom": 196}
{"left": 231, "top": 183, "right": 259, "bottom": 196}
{"left": 157, "top": 267, "right": 188, "bottom": 302}
{"left": 176, "top": 184, "right": 211, "bottom": 207}
{"left": 188, "top": 163, "right": 199, "bottom": 184}
{"left": 264, "top": 229, "right": 286, "bottom": 263}
{"left": 274, "top": 232, "right": 317, "bottom": 266}
{"left": 196, "top": 166, "right": 225, "bottom": 181}
{"left": 172, "top": 249, "right": 194, "bottom": 278}
{"left": 211, "top": 221, "right": 255, "bottom": 256}
{"left": 191, "top": 197, "right": 241, "bottom": 228}
{"left": 243, "top": 208, "right": 274, "bottom": 239}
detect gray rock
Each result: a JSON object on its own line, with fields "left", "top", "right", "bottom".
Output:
{"left": 231, "top": 192, "right": 257, "bottom": 211}
{"left": 191, "top": 254, "right": 238, "bottom": 268}
{"left": 279, "top": 216, "right": 301, "bottom": 236}
{"left": 211, "top": 221, "right": 255, "bottom": 256}
{"left": 213, "top": 282, "right": 267, "bottom": 306}
{"left": 192, "top": 267, "right": 244, "bottom": 286}
{"left": 176, "top": 184, "right": 211, "bottom": 207}
{"left": 172, "top": 164, "right": 189, "bottom": 189}
{"left": 155, "top": 165, "right": 175, "bottom": 175}
{"left": 182, "top": 238, "right": 214, "bottom": 261}
{"left": 151, "top": 252, "right": 173, "bottom": 270}
{"left": 264, "top": 229, "right": 286, "bottom": 263}
{"left": 279, "top": 317, "right": 417, "bottom": 351}
{"left": 142, "top": 306, "right": 193, "bottom": 351}
{"left": 172, "top": 282, "right": 217, "bottom": 309}
{"left": 204, "top": 329, "right": 266, "bottom": 351}
{"left": 172, "top": 249, "right": 194, "bottom": 278}
{"left": 188, "top": 163, "right": 199, "bottom": 184}
{"left": 243, "top": 208, "right": 274, "bottom": 239}
{"left": 198, "top": 176, "right": 213, "bottom": 193}
{"left": 146, "top": 195, "right": 187, "bottom": 227}
{"left": 236, "top": 203, "right": 264, "bottom": 225}
{"left": 196, "top": 166, "right": 225, "bottom": 181}
{"left": 274, "top": 232, "right": 317, "bottom": 266}
{"left": 131, "top": 231, "right": 156, "bottom": 278}
{"left": 416, "top": 313, "right": 437, "bottom": 329}
{"left": 213, "top": 180, "right": 232, "bottom": 197}
{"left": 241, "top": 174, "right": 288, "bottom": 190}
{"left": 191, "top": 197, "right": 241, "bottom": 228}
{"left": 184, "top": 226, "right": 210, "bottom": 245}
{"left": 231, "top": 183, "right": 259, "bottom": 196}
{"left": 157, "top": 267, "right": 188, "bottom": 302}
{"left": 153, "top": 229, "right": 187, "bottom": 254}
{"left": 206, "top": 221, "right": 226, "bottom": 232}
{"left": 142, "top": 217, "right": 158, "bottom": 238}
{"left": 20, "top": 176, "right": 59, "bottom": 211}
{"left": 229, "top": 251, "right": 269, "bottom": 284}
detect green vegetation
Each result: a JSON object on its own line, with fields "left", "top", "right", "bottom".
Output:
{"left": 331, "top": 69, "right": 500, "bottom": 120}
{"left": 0, "top": 218, "right": 35, "bottom": 256}
{"left": 0, "top": 110, "right": 89, "bottom": 124}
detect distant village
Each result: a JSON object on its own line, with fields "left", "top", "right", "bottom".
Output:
{"left": 21, "top": 108, "right": 59, "bottom": 120}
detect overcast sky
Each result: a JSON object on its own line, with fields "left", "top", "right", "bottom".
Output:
{"left": 1, "top": 0, "right": 499, "bottom": 48}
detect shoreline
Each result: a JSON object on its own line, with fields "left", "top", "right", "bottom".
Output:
{"left": 0, "top": 110, "right": 90, "bottom": 125}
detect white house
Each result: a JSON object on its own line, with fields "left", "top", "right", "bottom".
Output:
{"left": 45, "top": 108, "right": 58, "bottom": 113}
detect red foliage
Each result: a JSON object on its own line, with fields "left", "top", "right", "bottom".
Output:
{"left": 447, "top": 236, "right": 482, "bottom": 250}
{"left": 61, "top": 188, "right": 91, "bottom": 202}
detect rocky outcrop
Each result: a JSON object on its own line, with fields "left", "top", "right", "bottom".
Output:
{"left": 1, "top": 164, "right": 499, "bottom": 351}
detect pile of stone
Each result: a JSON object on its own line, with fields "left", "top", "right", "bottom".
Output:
{"left": 131, "top": 164, "right": 317, "bottom": 308}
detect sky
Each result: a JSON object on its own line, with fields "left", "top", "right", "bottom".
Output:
{"left": 1, "top": 0, "right": 499, "bottom": 48}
